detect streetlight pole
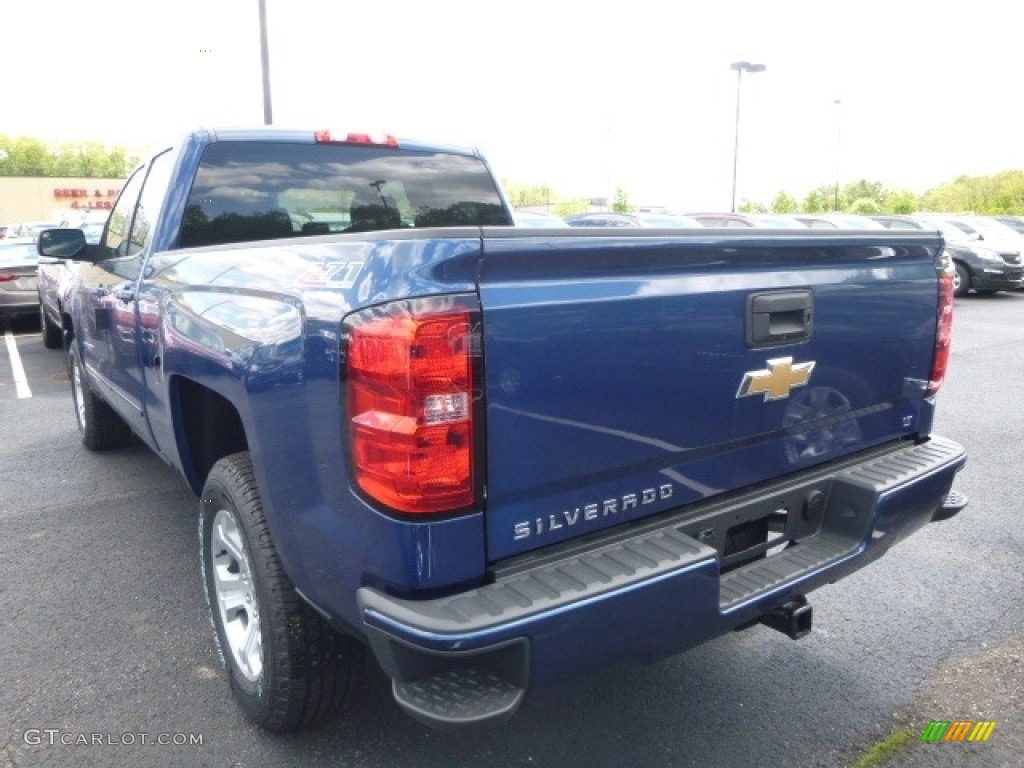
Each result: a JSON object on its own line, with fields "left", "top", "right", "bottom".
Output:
{"left": 258, "top": 0, "right": 273, "bottom": 125}
{"left": 730, "top": 61, "right": 766, "bottom": 213}
{"left": 833, "top": 99, "right": 842, "bottom": 211}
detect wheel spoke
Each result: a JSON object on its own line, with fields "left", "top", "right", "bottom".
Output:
{"left": 215, "top": 576, "right": 249, "bottom": 615}
{"left": 808, "top": 387, "right": 828, "bottom": 410}
{"left": 240, "top": 620, "right": 262, "bottom": 676}
{"left": 785, "top": 399, "right": 816, "bottom": 422}
{"left": 215, "top": 519, "right": 247, "bottom": 566}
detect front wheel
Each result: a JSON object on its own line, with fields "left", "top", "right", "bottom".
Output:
{"left": 200, "top": 452, "right": 364, "bottom": 732}
{"left": 67, "top": 342, "right": 131, "bottom": 450}
{"left": 953, "top": 262, "right": 970, "bottom": 298}
{"left": 40, "top": 302, "right": 62, "bottom": 349}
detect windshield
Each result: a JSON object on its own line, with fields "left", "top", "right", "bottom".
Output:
{"left": 950, "top": 216, "right": 1022, "bottom": 242}
{"left": 995, "top": 217, "right": 1024, "bottom": 235}
{"left": 915, "top": 217, "right": 972, "bottom": 242}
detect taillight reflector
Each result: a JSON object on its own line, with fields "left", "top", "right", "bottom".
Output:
{"left": 928, "top": 268, "right": 954, "bottom": 395}
{"left": 346, "top": 298, "right": 478, "bottom": 514}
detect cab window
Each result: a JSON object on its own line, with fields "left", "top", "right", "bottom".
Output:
{"left": 179, "top": 140, "right": 510, "bottom": 248}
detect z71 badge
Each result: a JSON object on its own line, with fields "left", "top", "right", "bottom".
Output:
{"left": 737, "top": 357, "right": 815, "bottom": 401}
{"left": 296, "top": 260, "right": 365, "bottom": 288}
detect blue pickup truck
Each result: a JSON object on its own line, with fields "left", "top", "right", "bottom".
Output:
{"left": 38, "top": 128, "right": 967, "bottom": 732}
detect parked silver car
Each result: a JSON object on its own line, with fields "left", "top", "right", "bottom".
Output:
{"left": 512, "top": 210, "right": 569, "bottom": 228}
{"left": 8, "top": 221, "right": 62, "bottom": 240}
{"left": 0, "top": 239, "right": 41, "bottom": 320}
{"left": 793, "top": 213, "right": 887, "bottom": 230}
{"left": 565, "top": 212, "right": 703, "bottom": 228}
{"left": 887, "top": 214, "right": 1024, "bottom": 297}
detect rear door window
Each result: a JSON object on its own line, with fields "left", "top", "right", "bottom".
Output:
{"left": 179, "top": 141, "right": 510, "bottom": 247}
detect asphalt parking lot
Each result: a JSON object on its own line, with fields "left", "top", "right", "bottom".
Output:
{"left": 1, "top": 293, "right": 1022, "bottom": 768}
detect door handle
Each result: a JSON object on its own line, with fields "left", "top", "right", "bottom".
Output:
{"left": 746, "top": 290, "right": 813, "bottom": 347}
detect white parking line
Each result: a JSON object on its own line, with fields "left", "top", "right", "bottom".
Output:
{"left": 4, "top": 330, "right": 32, "bottom": 399}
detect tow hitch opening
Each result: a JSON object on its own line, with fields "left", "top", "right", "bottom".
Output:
{"left": 762, "top": 596, "right": 813, "bottom": 640}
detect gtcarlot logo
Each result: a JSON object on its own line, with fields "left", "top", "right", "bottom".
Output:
{"left": 920, "top": 720, "right": 997, "bottom": 743}
{"left": 23, "top": 729, "right": 203, "bottom": 746}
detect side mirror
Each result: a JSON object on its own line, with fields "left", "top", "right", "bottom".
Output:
{"left": 37, "top": 228, "right": 92, "bottom": 261}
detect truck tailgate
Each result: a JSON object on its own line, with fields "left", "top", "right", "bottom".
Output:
{"left": 477, "top": 230, "right": 943, "bottom": 561}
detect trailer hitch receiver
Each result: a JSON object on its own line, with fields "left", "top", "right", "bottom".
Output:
{"left": 762, "top": 595, "right": 812, "bottom": 639}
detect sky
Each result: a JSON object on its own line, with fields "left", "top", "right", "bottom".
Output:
{"left": 3, "top": 0, "right": 1022, "bottom": 210}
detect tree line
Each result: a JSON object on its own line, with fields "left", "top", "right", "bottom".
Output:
{"left": 506, "top": 169, "right": 1024, "bottom": 217}
{"left": 0, "top": 134, "right": 140, "bottom": 178}
{"left": 9, "top": 129, "right": 1018, "bottom": 214}
{"left": 742, "top": 170, "right": 1024, "bottom": 215}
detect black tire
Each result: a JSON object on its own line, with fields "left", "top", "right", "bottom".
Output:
{"left": 200, "top": 452, "right": 364, "bottom": 732}
{"left": 67, "top": 342, "right": 132, "bottom": 450}
{"left": 40, "top": 302, "right": 63, "bottom": 349}
{"left": 953, "top": 262, "right": 970, "bottom": 298}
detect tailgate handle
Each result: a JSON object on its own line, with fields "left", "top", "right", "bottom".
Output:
{"left": 746, "top": 290, "right": 813, "bottom": 347}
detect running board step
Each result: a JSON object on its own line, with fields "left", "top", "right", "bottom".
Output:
{"left": 933, "top": 489, "right": 969, "bottom": 522}
{"left": 393, "top": 668, "right": 524, "bottom": 729}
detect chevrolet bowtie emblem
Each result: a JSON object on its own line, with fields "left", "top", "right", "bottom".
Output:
{"left": 737, "top": 357, "right": 815, "bottom": 401}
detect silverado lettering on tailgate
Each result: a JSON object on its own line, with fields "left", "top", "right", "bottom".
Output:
{"left": 513, "top": 483, "right": 675, "bottom": 541}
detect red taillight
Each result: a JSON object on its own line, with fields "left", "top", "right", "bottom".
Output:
{"left": 346, "top": 297, "right": 478, "bottom": 514}
{"left": 0, "top": 272, "right": 16, "bottom": 283}
{"left": 315, "top": 129, "right": 399, "bottom": 147}
{"left": 928, "top": 267, "right": 955, "bottom": 395}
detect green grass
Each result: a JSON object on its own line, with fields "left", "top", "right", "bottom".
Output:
{"left": 849, "top": 727, "right": 917, "bottom": 768}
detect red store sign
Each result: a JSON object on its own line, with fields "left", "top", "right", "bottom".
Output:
{"left": 54, "top": 187, "right": 119, "bottom": 209}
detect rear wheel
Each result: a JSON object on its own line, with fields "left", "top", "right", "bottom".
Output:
{"left": 200, "top": 452, "right": 364, "bottom": 732}
{"left": 67, "top": 342, "right": 132, "bottom": 450}
{"left": 40, "top": 302, "right": 62, "bottom": 349}
{"left": 953, "top": 262, "right": 970, "bottom": 298}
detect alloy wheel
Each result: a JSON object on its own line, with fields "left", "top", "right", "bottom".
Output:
{"left": 210, "top": 507, "right": 263, "bottom": 683}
